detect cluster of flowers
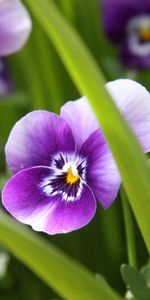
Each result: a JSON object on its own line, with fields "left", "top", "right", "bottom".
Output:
{"left": 1, "top": 1, "right": 150, "bottom": 235}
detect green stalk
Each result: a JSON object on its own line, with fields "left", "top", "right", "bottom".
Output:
{"left": 126, "top": 71, "right": 137, "bottom": 80}
{"left": 99, "top": 203, "right": 123, "bottom": 264}
{"left": 18, "top": 41, "right": 47, "bottom": 110}
{"left": 121, "top": 188, "right": 137, "bottom": 268}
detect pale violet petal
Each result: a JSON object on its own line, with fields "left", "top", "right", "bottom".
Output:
{"left": 106, "top": 79, "right": 150, "bottom": 152}
{"left": 61, "top": 96, "right": 99, "bottom": 149}
{"left": 0, "top": 0, "right": 32, "bottom": 56}
{"left": 2, "top": 166, "right": 96, "bottom": 234}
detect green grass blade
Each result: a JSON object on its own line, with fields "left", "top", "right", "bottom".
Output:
{"left": 0, "top": 211, "right": 122, "bottom": 300}
{"left": 24, "top": 0, "right": 150, "bottom": 252}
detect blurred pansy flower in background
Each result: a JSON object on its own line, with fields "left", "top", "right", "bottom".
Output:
{"left": 102, "top": 0, "right": 150, "bottom": 70}
{"left": 0, "top": 58, "right": 13, "bottom": 98}
{"left": 0, "top": 0, "right": 32, "bottom": 56}
{"left": 2, "top": 79, "right": 150, "bottom": 234}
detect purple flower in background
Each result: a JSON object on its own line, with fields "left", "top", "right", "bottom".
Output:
{"left": 0, "top": 58, "right": 13, "bottom": 98}
{"left": 102, "top": 0, "right": 150, "bottom": 69}
{"left": 0, "top": 0, "right": 32, "bottom": 56}
{"left": 2, "top": 79, "right": 150, "bottom": 234}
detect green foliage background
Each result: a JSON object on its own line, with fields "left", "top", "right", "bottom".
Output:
{"left": 0, "top": 1, "right": 150, "bottom": 299}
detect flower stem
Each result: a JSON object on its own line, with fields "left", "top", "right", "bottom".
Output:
{"left": 125, "top": 70, "right": 138, "bottom": 80}
{"left": 120, "top": 187, "right": 138, "bottom": 268}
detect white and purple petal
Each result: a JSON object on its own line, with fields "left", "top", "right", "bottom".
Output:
{"left": 106, "top": 79, "right": 150, "bottom": 152}
{"left": 80, "top": 129, "right": 121, "bottom": 208}
{"left": 0, "top": 0, "right": 32, "bottom": 56}
{"left": 61, "top": 96, "right": 99, "bottom": 149}
{"left": 120, "top": 38, "right": 150, "bottom": 70}
{"left": 6, "top": 111, "right": 75, "bottom": 174}
{"left": 2, "top": 166, "right": 96, "bottom": 234}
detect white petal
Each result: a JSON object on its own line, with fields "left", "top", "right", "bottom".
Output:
{"left": 106, "top": 79, "right": 150, "bottom": 152}
{"left": 61, "top": 96, "right": 99, "bottom": 149}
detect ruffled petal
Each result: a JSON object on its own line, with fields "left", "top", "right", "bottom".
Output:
{"left": 0, "top": 0, "right": 32, "bottom": 56}
{"left": 80, "top": 129, "right": 121, "bottom": 208}
{"left": 61, "top": 96, "right": 99, "bottom": 149}
{"left": 2, "top": 166, "right": 96, "bottom": 234}
{"left": 5, "top": 111, "right": 75, "bottom": 174}
{"left": 102, "top": 0, "right": 141, "bottom": 43}
{"left": 106, "top": 79, "right": 150, "bottom": 152}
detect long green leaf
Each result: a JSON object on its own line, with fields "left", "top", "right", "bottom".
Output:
{"left": 0, "top": 211, "right": 122, "bottom": 300}
{"left": 24, "top": 0, "right": 150, "bottom": 252}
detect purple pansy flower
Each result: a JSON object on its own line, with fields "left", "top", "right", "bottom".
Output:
{"left": 0, "top": 58, "right": 13, "bottom": 98}
{"left": 0, "top": 0, "right": 32, "bottom": 56}
{"left": 2, "top": 79, "right": 150, "bottom": 234}
{"left": 102, "top": 0, "right": 150, "bottom": 69}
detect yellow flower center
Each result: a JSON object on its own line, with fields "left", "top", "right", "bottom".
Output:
{"left": 139, "top": 28, "right": 150, "bottom": 41}
{"left": 66, "top": 168, "right": 80, "bottom": 185}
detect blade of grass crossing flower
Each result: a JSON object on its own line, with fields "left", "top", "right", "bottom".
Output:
{"left": 0, "top": 211, "right": 122, "bottom": 300}
{"left": 24, "top": 0, "right": 150, "bottom": 252}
